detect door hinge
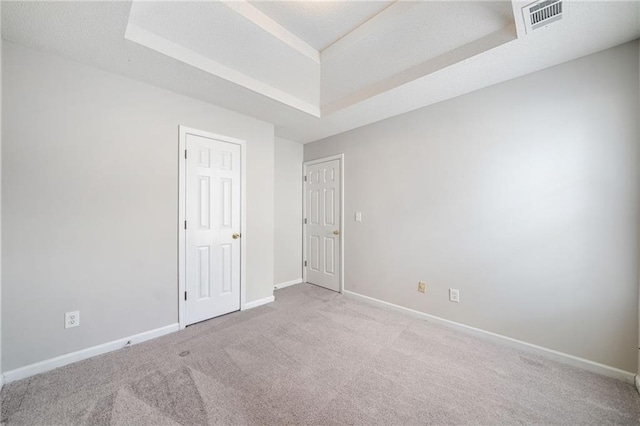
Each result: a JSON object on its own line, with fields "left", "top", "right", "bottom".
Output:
{"left": 304, "top": 218, "right": 307, "bottom": 224}
{"left": 304, "top": 260, "right": 307, "bottom": 267}
{"left": 184, "top": 150, "right": 187, "bottom": 159}
{"left": 304, "top": 176, "right": 307, "bottom": 182}
{"left": 184, "top": 221, "right": 187, "bottom": 229}
{"left": 184, "top": 291, "right": 187, "bottom": 301}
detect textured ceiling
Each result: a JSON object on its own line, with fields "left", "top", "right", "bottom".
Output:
{"left": 2, "top": 1, "right": 640, "bottom": 143}
{"left": 249, "top": 0, "right": 395, "bottom": 51}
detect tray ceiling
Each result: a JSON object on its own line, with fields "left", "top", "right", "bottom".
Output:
{"left": 124, "top": 0, "right": 516, "bottom": 118}
{"left": 2, "top": 1, "right": 640, "bottom": 143}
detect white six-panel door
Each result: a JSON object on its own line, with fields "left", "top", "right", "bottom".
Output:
{"left": 185, "top": 133, "right": 241, "bottom": 325}
{"left": 305, "top": 159, "right": 341, "bottom": 292}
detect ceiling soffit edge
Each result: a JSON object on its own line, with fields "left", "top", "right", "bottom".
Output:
{"left": 125, "top": 0, "right": 519, "bottom": 118}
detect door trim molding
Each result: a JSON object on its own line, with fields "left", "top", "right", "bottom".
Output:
{"left": 178, "top": 126, "right": 247, "bottom": 330}
{"left": 302, "top": 154, "right": 345, "bottom": 293}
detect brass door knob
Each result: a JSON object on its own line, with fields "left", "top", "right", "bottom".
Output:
{"left": 232, "top": 233, "right": 241, "bottom": 239}
{"left": 333, "top": 230, "right": 340, "bottom": 235}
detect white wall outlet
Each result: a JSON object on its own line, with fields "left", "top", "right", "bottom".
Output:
{"left": 449, "top": 289, "right": 460, "bottom": 303}
{"left": 65, "top": 311, "right": 80, "bottom": 329}
{"left": 355, "top": 212, "right": 362, "bottom": 222}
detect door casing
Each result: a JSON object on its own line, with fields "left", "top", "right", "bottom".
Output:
{"left": 178, "top": 125, "right": 247, "bottom": 330}
{"left": 303, "top": 154, "right": 345, "bottom": 293}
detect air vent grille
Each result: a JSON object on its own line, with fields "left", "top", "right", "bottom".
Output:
{"left": 524, "top": 0, "right": 563, "bottom": 32}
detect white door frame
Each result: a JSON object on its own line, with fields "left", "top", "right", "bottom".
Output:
{"left": 302, "top": 154, "right": 345, "bottom": 293}
{"left": 178, "top": 125, "right": 247, "bottom": 330}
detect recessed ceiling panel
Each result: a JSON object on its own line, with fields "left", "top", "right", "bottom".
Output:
{"left": 321, "top": 1, "right": 516, "bottom": 112}
{"left": 249, "top": 0, "right": 395, "bottom": 50}
{"left": 128, "top": 1, "right": 320, "bottom": 110}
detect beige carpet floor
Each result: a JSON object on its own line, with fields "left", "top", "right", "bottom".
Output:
{"left": 2, "top": 283, "right": 639, "bottom": 425}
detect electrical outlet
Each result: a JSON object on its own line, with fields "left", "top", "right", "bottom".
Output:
{"left": 65, "top": 311, "right": 80, "bottom": 329}
{"left": 449, "top": 289, "right": 460, "bottom": 303}
{"left": 355, "top": 212, "right": 362, "bottom": 222}
{"left": 418, "top": 281, "right": 426, "bottom": 293}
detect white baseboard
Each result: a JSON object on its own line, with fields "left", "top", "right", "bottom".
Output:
{"left": 274, "top": 279, "right": 303, "bottom": 290}
{"left": 2, "top": 323, "right": 179, "bottom": 385}
{"left": 635, "top": 375, "right": 640, "bottom": 394}
{"left": 343, "top": 290, "right": 636, "bottom": 384}
{"left": 243, "top": 295, "right": 275, "bottom": 310}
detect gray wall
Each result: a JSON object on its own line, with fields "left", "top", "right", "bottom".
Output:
{"left": 2, "top": 41, "right": 275, "bottom": 371}
{"left": 274, "top": 137, "right": 303, "bottom": 285}
{"left": 305, "top": 41, "right": 640, "bottom": 372}
{"left": 0, "top": 3, "right": 3, "bottom": 380}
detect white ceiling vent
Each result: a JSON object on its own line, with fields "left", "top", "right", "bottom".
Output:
{"left": 523, "top": 0, "right": 563, "bottom": 33}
